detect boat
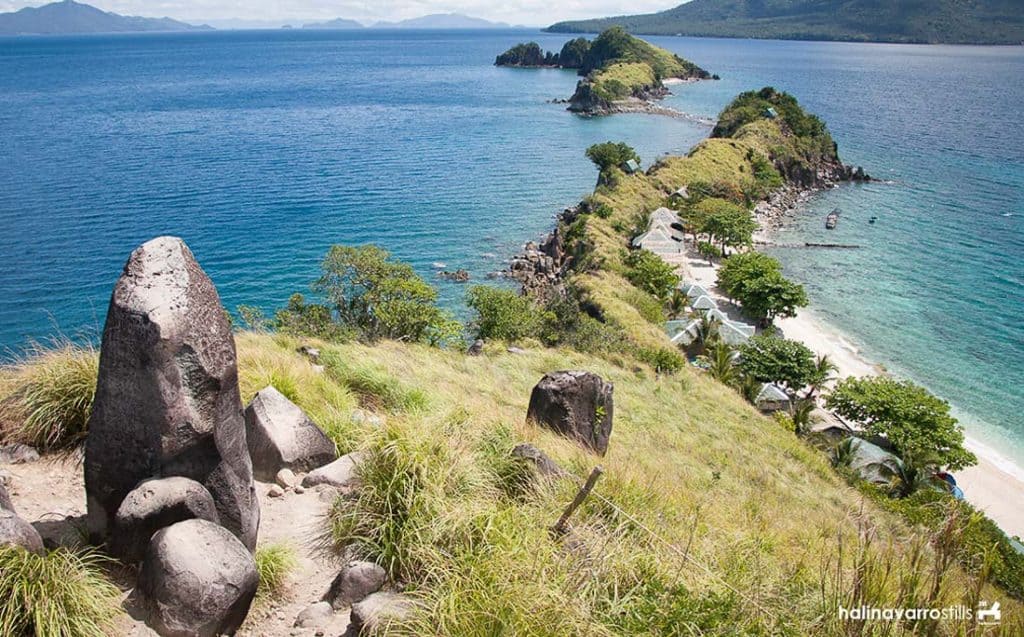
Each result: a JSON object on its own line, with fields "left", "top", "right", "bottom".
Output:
{"left": 825, "top": 208, "right": 840, "bottom": 229}
{"left": 868, "top": 216, "right": 878, "bottom": 225}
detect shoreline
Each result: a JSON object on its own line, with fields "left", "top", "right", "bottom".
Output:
{"left": 679, "top": 202, "right": 1024, "bottom": 539}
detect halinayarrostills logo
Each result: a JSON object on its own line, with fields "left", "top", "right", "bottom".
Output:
{"left": 838, "top": 601, "right": 1000, "bottom": 625}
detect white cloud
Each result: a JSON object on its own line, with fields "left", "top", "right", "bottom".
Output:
{"left": 1, "top": 0, "right": 680, "bottom": 26}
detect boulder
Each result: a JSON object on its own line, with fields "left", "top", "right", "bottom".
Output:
{"left": 0, "top": 509, "right": 44, "bottom": 554}
{"left": 511, "top": 443, "right": 564, "bottom": 477}
{"left": 111, "top": 477, "right": 220, "bottom": 564}
{"left": 467, "top": 339, "right": 484, "bottom": 356}
{"left": 526, "top": 371, "right": 613, "bottom": 455}
{"left": 350, "top": 592, "right": 418, "bottom": 634}
{"left": 84, "top": 237, "right": 259, "bottom": 551}
{"left": 138, "top": 519, "right": 258, "bottom": 637}
{"left": 294, "top": 601, "right": 333, "bottom": 628}
{"left": 0, "top": 482, "right": 14, "bottom": 513}
{"left": 301, "top": 452, "right": 364, "bottom": 490}
{"left": 325, "top": 561, "right": 387, "bottom": 609}
{"left": 244, "top": 386, "right": 337, "bottom": 480}
{"left": 0, "top": 443, "right": 39, "bottom": 464}
{"left": 275, "top": 468, "right": 297, "bottom": 489}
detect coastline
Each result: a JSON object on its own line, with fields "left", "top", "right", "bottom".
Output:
{"left": 679, "top": 208, "right": 1024, "bottom": 539}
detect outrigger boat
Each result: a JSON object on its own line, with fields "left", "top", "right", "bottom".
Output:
{"left": 825, "top": 208, "right": 840, "bottom": 229}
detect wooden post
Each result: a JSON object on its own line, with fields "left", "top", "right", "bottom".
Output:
{"left": 551, "top": 466, "right": 604, "bottom": 539}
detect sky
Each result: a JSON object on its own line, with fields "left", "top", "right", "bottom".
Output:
{"left": 0, "top": 0, "right": 682, "bottom": 26}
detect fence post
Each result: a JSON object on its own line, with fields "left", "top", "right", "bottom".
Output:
{"left": 551, "top": 466, "right": 604, "bottom": 539}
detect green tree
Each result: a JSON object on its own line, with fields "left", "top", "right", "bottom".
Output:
{"left": 705, "top": 341, "right": 736, "bottom": 385}
{"left": 313, "top": 245, "right": 460, "bottom": 345}
{"left": 736, "top": 271, "right": 808, "bottom": 325}
{"left": 717, "top": 252, "right": 781, "bottom": 300}
{"left": 586, "top": 142, "right": 640, "bottom": 176}
{"left": 826, "top": 376, "right": 976, "bottom": 471}
{"left": 738, "top": 335, "right": 818, "bottom": 397}
{"left": 806, "top": 354, "right": 839, "bottom": 398}
{"left": 695, "top": 198, "right": 757, "bottom": 254}
{"left": 466, "top": 285, "right": 544, "bottom": 342}
{"left": 624, "top": 249, "right": 679, "bottom": 300}
{"left": 274, "top": 293, "right": 352, "bottom": 341}
{"left": 666, "top": 288, "right": 688, "bottom": 319}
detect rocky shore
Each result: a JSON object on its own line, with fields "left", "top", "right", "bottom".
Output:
{"left": 507, "top": 206, "right": 579, "bottom": 300}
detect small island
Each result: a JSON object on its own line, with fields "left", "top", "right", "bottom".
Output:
{"left": 496, "top": 28, "right": 715, "bottom": 116}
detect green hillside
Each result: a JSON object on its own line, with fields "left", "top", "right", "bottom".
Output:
{"left": 546, "top": 0, "right": 1024, "bottom": 45}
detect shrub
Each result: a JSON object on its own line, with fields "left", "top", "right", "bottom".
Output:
{"left": 465, "top": 286, "right": 544, "bottom": 342}
{"left": 255, "top": 543, "right": 298, "bottom": 603}
{"left": 622, "top": 288, "right": 665, "bottom": 325}
{"left": 0, "top": 546, "right": 122, "bottom": 637}
{"left": 274, "top": 293, "right": 353, "bottom": 342}
{"left": 0, "top": 341, "right": 98, "bottom": 451}
{"left": 635, "top": 346, "right": 685, "bottom": 374}
{"left": 623, "top": 249, "right": 679, "bottom": 300}
{"left": 312, "top": 245, "right": 461, "bottom": 346}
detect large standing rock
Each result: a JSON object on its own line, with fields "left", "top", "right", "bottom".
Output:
{"left": 111, "top": 477, "right": 221, "bottom": 564}
{"left": 325, "top": 560, "right": 386, "bottom": 609}
{"left": 244, "top": 386, "right": 338, "bottom": 480}
{"left": 85, "top": 237, "right": 259, "bottom": 551}
{"left": 138, "top": 519, "right": 258, "bottom": 637}
{"left": 526, "top": 371, "right": 613, "bottom": 455}
{"left": 0, "top": 509, "right": 44, "bottom": 554}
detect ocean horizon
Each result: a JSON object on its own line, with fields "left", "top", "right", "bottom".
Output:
{"left": 1, "top": 29, "right": 1021, "bottom": 471}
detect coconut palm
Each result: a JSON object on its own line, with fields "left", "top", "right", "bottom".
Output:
{"left": 735, "top": 373, "right": 761, "bottom": 404}
{"left": 689, "top": 312, "right": 721, "bottom": 357}
{"left": 706, "top": 341, "right": 736, "bottom": 385}
{"left": 666, "top": 289, "right": 688, "bottom": 319}
{"left": 791, "top": 399, "right": 818, "bottom": 436}
{"left": 832, "top": 437, "right": 860, "bottom": 468}
{"left": 890, "top": 449, "right": 943, "bottom": 498}
{"left": 806, "top": 354, "right": 839, "bottom": 399}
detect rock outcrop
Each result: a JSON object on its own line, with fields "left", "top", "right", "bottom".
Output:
{"left": 84, "top": 236, "right": 259, "bottom": 551}
{"left": 511, "top": 443, "right": 565, "bottom": 477}
{"left": 111, "top": 477, "right": 221, "bottom": 563}
{"left": 527, "top": 371, "right": 614, "bottom": 455}
{"left": 244, "top": 386, "right": 338, "bottom": 480}
{"left": 325, "top": 560, "right": 387, "bottom": 609}
{"left": 138, "top": 519, "right": 258, "bottom": 637}
{"left": 0, "top": 482, "right": 13, "bottom": 512}
{"left": 508, "top": 206, "right": 579, "bottom": 301}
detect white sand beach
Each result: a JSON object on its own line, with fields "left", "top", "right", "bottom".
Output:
{"left": 677, "top": 244, "right": 1024, "bottom": 539}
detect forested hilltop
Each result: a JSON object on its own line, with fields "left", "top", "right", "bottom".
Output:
{"left": 546, "top": 0, "right": 1024, "bottom": 45}
{"left": 496, "top": 28, "right": 713, "bottom": 115}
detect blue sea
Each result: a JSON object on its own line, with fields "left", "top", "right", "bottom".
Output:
{"left": 0, "top": 30, "right": 1021, "bottom": 468}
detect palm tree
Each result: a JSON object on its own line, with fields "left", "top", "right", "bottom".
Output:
{"left": 890, "top": 449, "right": 942, "bottom": 498}
{"left": 706, "top": 341, "right": 736, "bottom": 385}
{"left": 736, "top": 373, "right": 761, "bottom": 404}
{"left": 832, "top": 437, "right": 860, "bottom": 468}
{"left": 666, "top": 289, "right": 688, "bottom": 319}
{"left": 690, "top": 312, "right": 721, "bottom": 357}
{"left": 791, "top": 399, "right": 819, "bottom": 436}
{"left": 806, "top": 354, "right": 839, "bottom": 399}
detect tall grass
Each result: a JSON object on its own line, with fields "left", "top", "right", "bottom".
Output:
{"left": 254, "top": 543, "right": 298, "bottom": 603}
{"left": 0, "top": 340, "right": 98, "bottom": 451}
{"left": 0, "top": 546, "right": 123, "bottom": 637}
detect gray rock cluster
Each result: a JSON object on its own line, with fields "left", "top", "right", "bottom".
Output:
{"left": 527, "top": 370, "right": 614, "bottom": 456}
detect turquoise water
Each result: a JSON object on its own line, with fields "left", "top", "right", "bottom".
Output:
{"left": 0, "top": 31, "right": 1021, "bottom": 466}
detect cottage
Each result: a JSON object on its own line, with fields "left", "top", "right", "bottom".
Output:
{"left": 622, "top": 159, "right": 641, "bottom": 174}
{"left": 717, "top": 320, "right": 753, "bottom": 346}
{"left": 764, "top": 107, "right": 779, "bottom": 119}
{"left": 690, "top": 294, "right": 718, "bottom": 311}
{"left": 683, "top": 283, "right": 710, "bottom": 300}
{"left": 754, "top": 383, "right": 791, "bottom": 413}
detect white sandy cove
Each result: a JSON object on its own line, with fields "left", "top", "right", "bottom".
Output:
{"left": 678, "top": 245, "right": 1024, "bottom": 539}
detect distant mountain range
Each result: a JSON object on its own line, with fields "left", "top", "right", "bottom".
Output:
{"left": 302, "top": 17, "right": 363, "bottom": 30}
{"left": 303, "top": 13, "right": 517, "bottom": 30}
{"left": 546, "top": 0, "right": 1024, "bottom": 45}
{"left": 0, "top": 0, "right": 210, "bottom": 35}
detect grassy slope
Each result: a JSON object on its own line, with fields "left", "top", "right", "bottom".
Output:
{"left": 546, "top": 0, "right": 1024, "bottom": 45}
{"left": 234, "top": 333, "right": 1021, "bottom": 634}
